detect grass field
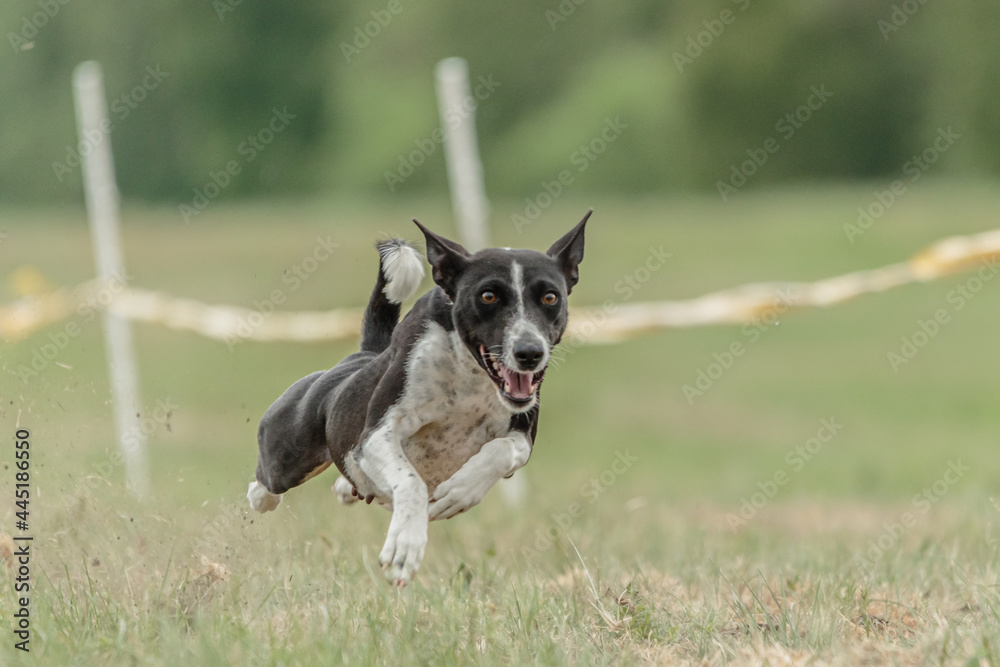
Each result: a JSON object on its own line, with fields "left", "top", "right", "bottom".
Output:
{"left": 2, "top": 183, "right": 1000, "bottom": 665}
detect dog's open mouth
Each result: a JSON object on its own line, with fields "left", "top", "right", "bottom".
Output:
{"left": 478, "top": 345, "right": 545, "bottom": 404}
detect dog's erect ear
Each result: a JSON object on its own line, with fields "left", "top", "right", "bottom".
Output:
{"left": 413, "top": 219, "right": 471, "bottom": 298}
{"left": 546, "top": 209, "right": 591, "bottom": 293}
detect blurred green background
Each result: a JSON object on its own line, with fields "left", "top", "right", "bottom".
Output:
{"left": 1, "top": 0, "right": 999, "bottom": 509}
{"left": 5, "top": 4, "right": 1000, "bottom": 663}
{"left": 2, "top": 0, "right": 1000, "bottom": 204}
{"left": 3, "top": 189, "right": 999, "bottom": 508}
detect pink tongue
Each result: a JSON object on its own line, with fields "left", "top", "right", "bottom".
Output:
{"left": 501, "top": 367, "right": 533, "bottom": 399}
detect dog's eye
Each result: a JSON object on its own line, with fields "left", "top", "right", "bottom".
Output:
{"left": 481, "top": 291, "right": 497, "bottom": 304}
{"left": 542, "top": 292, "right": 558, "bottom": 306}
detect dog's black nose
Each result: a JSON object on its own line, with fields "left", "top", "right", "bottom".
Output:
{"left": 513, "top": 341, "right": 546, "bottom": 370}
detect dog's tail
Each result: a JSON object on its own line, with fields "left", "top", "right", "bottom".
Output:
{"left": 360, "top": 239, "right": 425, "bottom": 354}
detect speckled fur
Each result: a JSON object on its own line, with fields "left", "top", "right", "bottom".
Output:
{"left": 250, "top": 212, "right": 589, "bottom": 585}
{"left": 344, "top": 324, "right": 512, "bottom": 502}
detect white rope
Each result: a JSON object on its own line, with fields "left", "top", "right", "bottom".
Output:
{"left": 3, "top": 229, "right": 999, "bottom": 345}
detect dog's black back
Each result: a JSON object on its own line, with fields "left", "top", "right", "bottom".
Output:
{"left": 254, "top": 238, "right": 422, "bottom": 494}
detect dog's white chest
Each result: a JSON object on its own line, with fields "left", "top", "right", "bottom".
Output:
{"left": 394, "top": 324, "right": 511, "bottom": 490}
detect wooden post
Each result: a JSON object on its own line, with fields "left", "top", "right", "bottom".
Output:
{"left": 73, "top": 61, "right": 148, "bottom": 497}
{"left": 434, "top": 57, "right": 491, "bottom": 251}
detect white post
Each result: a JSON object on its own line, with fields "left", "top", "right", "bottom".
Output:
{"left": 435, "top": 59, "right": 522, "bottom": 505}
{"left": 73, "top": 61, "right": 148, "bottom": 497}
{"left": 434, "top": 57, "right": 491, "bottom": 251}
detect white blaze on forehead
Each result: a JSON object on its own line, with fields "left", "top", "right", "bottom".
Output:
{"left": 503, "top": 260, "right": 549, "bottom": 371}
{"left": 510, "top": 261, "right": 526, "bottom": 316}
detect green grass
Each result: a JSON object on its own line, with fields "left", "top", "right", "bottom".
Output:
{"left": 1, "top": 183, "right": 1000, "bottom": 665}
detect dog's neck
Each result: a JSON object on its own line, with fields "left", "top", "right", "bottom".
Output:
{"left": 426, "top": 290, "right": 482, "bottom": 376}
{"left": 446, "top": 329, "right": 484, "bottom": 378}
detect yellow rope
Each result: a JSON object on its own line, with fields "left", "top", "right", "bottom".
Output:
{"left": 3, "top": 229, "right": 999, "bottom": 345}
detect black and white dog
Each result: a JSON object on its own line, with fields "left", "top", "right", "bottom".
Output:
{"left": 248, "top": 211, "right": 589, "bottom": 585}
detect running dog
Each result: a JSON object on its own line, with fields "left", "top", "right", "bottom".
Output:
{"left": 248, "top": 211, "right": 590, "bottom": 585}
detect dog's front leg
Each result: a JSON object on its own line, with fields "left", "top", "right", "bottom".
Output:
{"left": 429, "top": 432, "right": 532, "bottom": 521}
{"left": 358, "top": 424, "right": 428, "bottom": 586}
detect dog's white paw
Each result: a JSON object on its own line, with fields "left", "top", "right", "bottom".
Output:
{"left": 429, "top": 473, "right": 492, "bottom": 521}
{"left": 247, "top": 481, "right": 282, "bottom": 513}
{"left": 332, "top": 476, "right": 359, "bottom": 505}
{"left": 379, "top": 515, "right": 427, "bottom": 587}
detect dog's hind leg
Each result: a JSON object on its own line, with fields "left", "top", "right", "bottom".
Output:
{"left": 249, "top": 443, "right": 332, "bottom": 512}
{"left": 249, "top": 458, "right": 333, "bottom": 512}
{"left": 332, "top": 475, "right": 359, "bottom": 505}
{"left": 248, "top": 480, "right": 282, "bottom": 513}
{"left": 249, "top": 458, "right": 333, "bottom": 513}
{"left": 250, "top": 430, "right": 333, "bottom": 515}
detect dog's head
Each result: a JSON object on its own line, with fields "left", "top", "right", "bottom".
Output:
{"left": 413, "top": 210, "right": 590, "bottom": 413}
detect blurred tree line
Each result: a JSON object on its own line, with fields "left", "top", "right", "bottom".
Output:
{"left": 1, "top": 0, "right": 998, "bottom": 205}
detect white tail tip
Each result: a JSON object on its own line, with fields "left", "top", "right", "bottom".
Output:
{"left": 380, "top": 241, "right": 425, "bottom": 304}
